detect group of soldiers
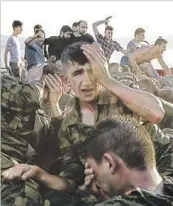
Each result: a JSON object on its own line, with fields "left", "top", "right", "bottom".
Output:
{"left": 1, "top": 18, "right": 173, "bottom": 206}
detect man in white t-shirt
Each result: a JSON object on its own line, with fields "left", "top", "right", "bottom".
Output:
{"left": 4, "top": 20, "right": 24, "bottom": 78}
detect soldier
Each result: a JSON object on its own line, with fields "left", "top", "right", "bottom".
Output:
{"left": 1, "top": 66, "right": 62, "bottom": 205}
{"left": 2, "top": 42, "right": 171, "bottom": 201}
{"left": 84, "top": 117, "right": 173, "bottom": 206}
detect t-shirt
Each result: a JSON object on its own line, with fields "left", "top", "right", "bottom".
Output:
{"left": 25, "top": 43, "right": 45, "bottom": 69}
{"left": 70, "top": 33, "right": 95, "bottom": 44}
{"left": 44, "top": 36, "right": 71, "bottom": 60}
{"left": 6, "top": 35, "right": 21, "bottom": 64}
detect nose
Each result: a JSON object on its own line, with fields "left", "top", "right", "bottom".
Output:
{"left": 83, "top": 71, "right": 93, "bottom": 86}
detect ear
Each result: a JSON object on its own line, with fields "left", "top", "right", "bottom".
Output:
{"left": 103, "top": 153, "right": 124, "bottom": 175}
{"left": 102, "top": 153, "right": 116, "bottom": 175}
{"left": 60, "top": 74, "right": 71, "bottom": 87}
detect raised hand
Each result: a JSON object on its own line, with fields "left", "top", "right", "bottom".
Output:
{"left": 45, "top": 74, "right": 63, "bottom": 105}
{"left": 81, "top": 43, "right": 110, "bottom": 87}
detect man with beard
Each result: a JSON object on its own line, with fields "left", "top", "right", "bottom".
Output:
{"left": 44, "top": 25, "right": 73, "bottom": 61}
{"left": 71, "top": 20, "right": 95, "bottom": 44}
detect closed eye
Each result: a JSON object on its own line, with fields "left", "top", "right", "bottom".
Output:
{"left": 72, "top": 69, "right": 84, "bottom": 76}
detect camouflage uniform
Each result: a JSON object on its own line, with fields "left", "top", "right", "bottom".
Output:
{"left": 51, "top": 89, "right": 173, "bottom": 186}
{"left": 1, "top": 75, "right": 59, "bottom": 206}
{"left": 94, "top": 177, "right": 173, "bottom": 206}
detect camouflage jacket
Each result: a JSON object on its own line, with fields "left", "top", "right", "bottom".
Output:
{"left": 1, "top": 75, "right": 59, "bottom": 171}
{"left": 52, "top": 90, "right": 173, "bottom": 186}
{"left": 94, "top": 177, "right": 173, "bottom": 206}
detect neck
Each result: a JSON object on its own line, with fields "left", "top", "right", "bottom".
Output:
{"left": 125, "top": 167, "right": 163, "bottom": 195}
{"left": 79, "top": 100, "right": 96, "bottom": 110}
{"left": 13, "top": 31, "right": 18, "bottom": 37}
{"left": 134, "top": 37, "right": 141, "bottom": 43}
{"left": 150, "top": 46, "right": 159, "bottom": 54}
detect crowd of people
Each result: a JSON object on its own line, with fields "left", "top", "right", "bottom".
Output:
{"left": 1, "top": 18, "right": 173, "bottom": 206}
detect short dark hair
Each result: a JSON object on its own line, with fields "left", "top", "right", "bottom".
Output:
{"left": 12, "top": 20, "right": 23, "bottom": 29}
{"left": 105, "top": 26, "right": 113, "bottom": 31}
{"left": 134, "top": 28, "right": 145, "bottom": 36}
{"left": 61, "top": 41, "right": 89, "bottom": 67}
{"left": 72, "top": 22, "right": 78, "bottom": 27}
{"left": 78, "top": 20, "right": 87, "bottom": 26}
{"left": 35, "top": 29, "right": 46, "bottom": 38}
{"left": 85, "top": 116, "right": 156, "bottom": 170}
{"left": 34, "top": 24, "right": 42, "bottom": 31}
{"left": 155, "top": 37, "right": 168, "bottom": 46}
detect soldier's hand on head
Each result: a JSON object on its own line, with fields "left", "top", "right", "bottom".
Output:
{"left": 81, "top": 43, "right": 110, "bottom": 87}
{"left": 45, "top": 73, "right": 63, "bottom": 104}
{"left": 84, "top": 162, "right": 109, "bottom": 201}
{"left": 84, "top": 162, "right": 95, "bottom": 188}
{"left": 2, "top": 164, "right": 40, "bottom": 181}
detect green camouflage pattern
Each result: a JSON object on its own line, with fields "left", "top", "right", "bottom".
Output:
{"left": 53, "top": 89, "right": 173, "bottom": 186}
{"left": 1, "top": 75, "right": 59, "bottom": 205}
{"left": 158, "top": 98, "right": 173, "bottom": 129}
{"left": 94, "top": 177, "right": 173, "bottom": 206}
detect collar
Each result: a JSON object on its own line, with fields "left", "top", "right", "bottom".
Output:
{"left": 64, "top": 89, "right": 119, "bottom": 127}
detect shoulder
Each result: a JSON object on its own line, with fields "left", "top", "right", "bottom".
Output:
{"left": 98, "top": 89, "right": 119, "bottom": 104}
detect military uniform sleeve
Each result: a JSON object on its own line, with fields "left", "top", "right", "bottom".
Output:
{"left": 158, "top": 98, "right": 173, "bottom": 129}
{"left": 1, "top": 75, "right": 44, "bottom": 112}
{"left": 59, "top": 146, "right": 85, "bottom": 186}
{"left": 144, "top": 123, "right": 173, "bottom": 177}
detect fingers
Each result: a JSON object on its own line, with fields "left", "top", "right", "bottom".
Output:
{"left": 45, "top": 74, "right": 62, "bottom": 93}
{"left": 85, "top": 174, "right": 95, "bottom": 186}
{"left": 81, "top": 44, "right": 106, "bottom": 64}
{"left": 21, "top": 166, "right": 37, "bottom": 180}
{"left": 84, "top": 168, "right": 94, "bottom": 176}
{"left": 2, "top": 164, "right": 30, "bottom": 181}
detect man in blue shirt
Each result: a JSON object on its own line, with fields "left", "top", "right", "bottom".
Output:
{"left": 25, "top": 30, "right": 45, "bottom": 81}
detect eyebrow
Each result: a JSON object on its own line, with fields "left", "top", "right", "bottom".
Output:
{"left": 72, "top": 68, "right": 84, "bottom": 75}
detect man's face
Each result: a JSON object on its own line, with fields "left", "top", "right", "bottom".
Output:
{"left": 63, "top": 31, "right": 72, "bottom": 40}
{"left": 138, "top": 32, "right": 145, "bottom": 42}
{"left": 79, "top": 22, "right": 88, "bottom": 35}
{"left": 15, "top": 26, "right": 22, "bottom": 34}
{"left": 64, "top": 62, "right": 99, "bottom": 102}
{"left": 37, "top": 31, "right": 45, "bottom": 45}
{"left": 72, "top": 26, "right": 78, "bottom": 32}
{"left": 104, "top": 29, "right": 113, "bottom": 40}
{"left": 87, "top": 156, "right": 129, "bottom": 198}
{"left": 158, "top": 43, "right": 167, "bottom": 54}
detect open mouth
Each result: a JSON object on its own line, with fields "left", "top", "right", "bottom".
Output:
{"left": 81, "top": 88, "right": 94, "bottom": 95}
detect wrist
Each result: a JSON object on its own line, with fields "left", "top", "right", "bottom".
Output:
{"left": 99, "top": 76, "right": 112, "bottom": 88}
{"left": 35, "top": 166, "right": 46, "bottom": 181}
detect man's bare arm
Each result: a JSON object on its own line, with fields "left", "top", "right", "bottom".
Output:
{"left": 106, "top": 79, "right": 165, "bottom": 123}
{"left": 119, "top": 48, "right": 128, "bottom": 55}
{"left": 2, "top": 164, "right": 76, "bottom": 193}
{"left": 82, "top": 43, "right": 165, "bottom": 124}
{"left": 92, "top": 19, "right": 108, "bottom": 36}
{"left": 25, "top": 34, "right": 39, "bottom": 46}
{"left": 157, "top": 56, "right": 172, "bottom": 75}
{"left": 4, "top": 47, "right": 9, "bottom": 68}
